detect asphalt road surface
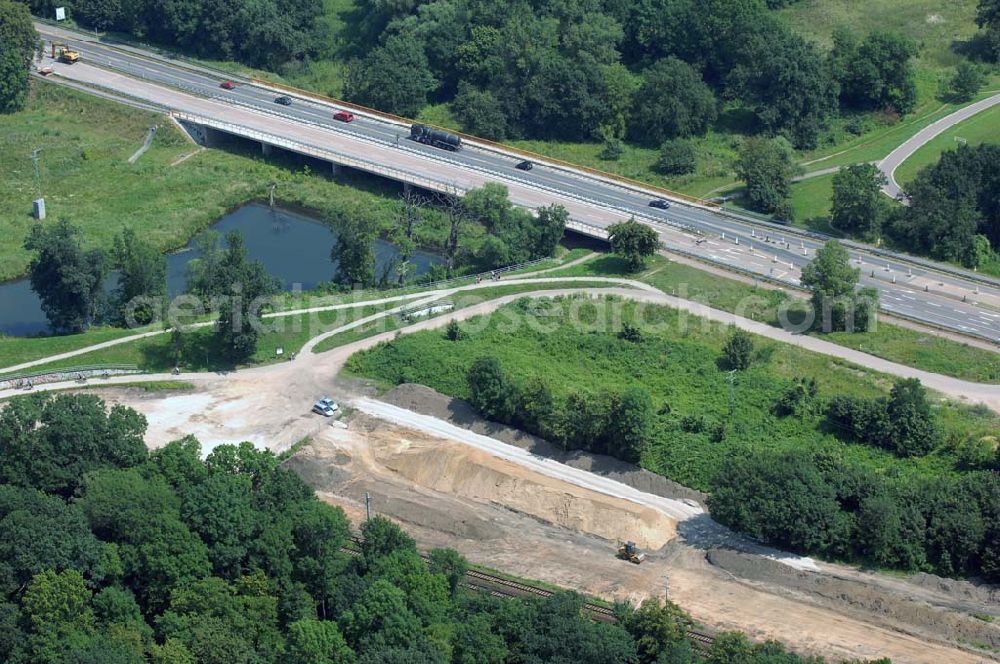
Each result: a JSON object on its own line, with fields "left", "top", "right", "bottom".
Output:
{"left": 34, "top": 25, "right": 1000, "bottom": 343}
{"left": 879, "top": 92, "right": 1000, "bottom": 200}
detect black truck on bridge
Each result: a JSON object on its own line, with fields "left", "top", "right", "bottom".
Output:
{"left": 410, "top": 124, "right": 462, "bottom": 151}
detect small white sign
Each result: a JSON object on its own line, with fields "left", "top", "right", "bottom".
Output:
{"left": 55, "top": 7, "right": 66, "bottom": 20}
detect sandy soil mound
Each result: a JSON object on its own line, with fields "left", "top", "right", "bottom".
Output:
{"left": 372, "top": 431, "right": 677, "bottom": 549}
{"left": 383, "top": 383, "right": 705, "bottom": 504}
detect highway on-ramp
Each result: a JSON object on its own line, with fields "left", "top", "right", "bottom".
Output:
{"left": 879, "top": 92, "right": 1000, "bottom": 200}
{"left": 31, "top": 25, "right": 1000, "bottom": 344}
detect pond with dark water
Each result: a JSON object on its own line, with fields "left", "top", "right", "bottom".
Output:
{"left": 0, "top": 203, "right": 441, "bottom": 337}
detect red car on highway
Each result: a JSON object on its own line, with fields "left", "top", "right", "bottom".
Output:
{"left": 220, "top": 80, "right": 236, "bottom": 90}
{"left": 333, "top": 110, "right": 355, "bottom": 123}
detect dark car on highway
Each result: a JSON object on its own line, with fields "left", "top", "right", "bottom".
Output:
{"left": 649, "top": 198, "right": 671, "bottom": 210}
{"left": 333, "top": 110, "right": 355, "bottom": 123}
{"left": 220, "top": 80, "right": 236, "bottom": 90}
{"left": 274, "top": 95, "right": 292, "bottom": 106}
{"left": 515, "top": 160, "right": 533, "bottom": 171}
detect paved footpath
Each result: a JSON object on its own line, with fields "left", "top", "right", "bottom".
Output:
{"left": 3, "top": 285, "right": 999, "bottom": 414}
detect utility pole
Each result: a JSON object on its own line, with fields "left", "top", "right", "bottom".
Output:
{"left": 726, "top": 369, "right": 737, "bottom": 420}
{"left": 365, "top": 492, "right": 372, "bottom": 521}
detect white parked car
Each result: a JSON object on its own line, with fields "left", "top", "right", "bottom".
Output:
{"left": 312, "top": 397, "right": 339, "bottom": 417}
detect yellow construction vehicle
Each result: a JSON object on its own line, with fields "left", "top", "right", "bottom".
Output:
{"left": 617, "top": 540, "right": 646, "bottom": 564}
{"left": 51, "top": 43, "right": 80, "bottom": 64}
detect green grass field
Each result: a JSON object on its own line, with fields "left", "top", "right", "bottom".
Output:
{"left": 893, "top": 104, "right": 1000, "bottom": 184}
{"left": 345, "top": 294, "right": 998, "bottom": 490}
{"left": 550, "top": 254, "right": 1000, "bottom": 383}
{"left": 0, "top": 81, "right": 470, "bottom": 283}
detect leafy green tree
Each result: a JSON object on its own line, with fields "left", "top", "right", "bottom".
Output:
{"left": 214, "top": 231, "right": 279, "bottom": 362}
{"left": 467, "top": 356, "right": 516, "bottom": 423}
{"left": 605, "top": 386, "right": 653, "bottom": 463}
{"left": 360, "top": 516, "right": 416, "bottom": 569}
{"left": 722, "top": 327, "right": 754, "bottom": 370}
{"left": 730, "top": 30, "right": 836, "bottom": 148}
{"left": 445, "top": 319, "right": 463, "bottom": 341}
{"left": 628, "top": 57, "right": 717, "bottom": 146}
{"left": 0, "top": 393, "right": 147, "bottom": 496}
{"left": 156, "top": 577, "right": 264, "bottom": 664}
{"left": 735, "top": 137, "right": 795, "bottom": 214}
{"left": 180, "top": 473, "right": 258, "bottom": 578}
{"left": 519, "top": 592, "right": 637, "bottom": 663}
{"left": 532, "top": 204, "right": 568, "bottom": 258}
{"left": 949, "top": 62, "right": 985, "bottom": 101}
{"left": 74, "top": 0, "right": 125, "bottom": 31}
{"left": 607, "top": 218, "right": 660, "bottom": 271}
{"left": 344, "top": 33, "right": 437, "bottom": 116}
{"left": 0, "top": 0, "right": 39, "bottom": 114}
{"left": 285, "top": 618, "right": 355, "bottom": 664}
{"left": 427, "top": 548, "right": 467, "bottom": 597}
{"left": 800, "top": 240, "right": 875, "bottom": 333}
{"left": 514, "top": 376, "right": 557, "bottom": 438}
{"left": 655, "top": 139, "right": 697, "bottom": 176}
{"left": 21, "top": 569, "right": 96, "bottom": 662}
{"left": 332, "top": 212, "right": 377, "bottom": 288}
{"left": 453, "top": 83, "right": 509, "bottom": 139}
{"left": 24, "top": 219, "right": 108, "bottom": 334}
{"left": 885, "top": 378, "right": 939, "bottom": 457}
{"left": 559, "top": 391, "right": 614, "bottom": 453}
{"left": 185, "top": 230, "right": 226, "bottom": 301}
{"left": 708, "top": 450, "right": 850, "bottom": 554}
{"left": 339, "top": 578, "right": 423, "bottom": 652}
{"left": 891, "top": 144, "right": 1000, "bottom": 267}
{"left": 831, "top": 163, "right": 890, "bottom": 239}
{"left": 977, "top": 0, "right": 1000, "bottom": 61}
{"left": 112, "top": 227, "right": 167, "bottom": 327}
{"left": 0, "top": 485, "right": 107, "bottom": 595}
{"left": 623, "top": 599, "right": 691, "bottom": 663}
{"left": 451, "top": 613, "right": 508, "bottom": 664}
{"left": 834, "top": 31, "right": 918, "bottom": 114}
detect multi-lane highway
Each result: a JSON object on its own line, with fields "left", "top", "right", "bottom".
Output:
{"left": 33, "top": 24, "right": 1000, "bottom": 343}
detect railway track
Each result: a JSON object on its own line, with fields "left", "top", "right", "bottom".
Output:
{"left": 345, "top": 537, "right": 715, "bottom": 650}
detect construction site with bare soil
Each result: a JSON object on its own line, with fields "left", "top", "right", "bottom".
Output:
{"left": 278, "top": 382, "right": 1000, "bottom": 664}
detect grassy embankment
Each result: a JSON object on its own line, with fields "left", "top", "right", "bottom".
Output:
{"left": 345, "top": 293, "right": 1000, "bottom": 492}
{"left": 0, "top": 277, "right": 622, "bottom": 378}
{"left": 0, "top": 81, "right": 484, "bottom": 283}
{"left": 550, "top": 254, "right": 1000, "bottom": 384}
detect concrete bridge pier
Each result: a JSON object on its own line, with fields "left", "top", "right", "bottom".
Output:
{"left": 331, "top": 162, "right": 340, "bottom": 176}
{"left": 261, "top": 142, "right": 273, "bottom": 156}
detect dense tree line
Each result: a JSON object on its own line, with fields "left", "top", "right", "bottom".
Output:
{"left": 889, "top": 144, "right": 1000, "bottom": 269}
{"left": 22, "top": 0, "right": 325, "bottom": 70}
{"left": 341, "top": 0, "right": 919, "bottom": 150}
{"left": 0, "top": 391, "right": 876, "bottom": 663}
{"left": 827, "top": 379, "right": 939, "bottom": 458}
{"left": 709, "top": 447, "right": 1000, "bottom": 579}
{"left": 0, "top": 0, "right": 38, "bottom": 114}
{"left": 467, "top": 355, "right": 653, "bottom": 462}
